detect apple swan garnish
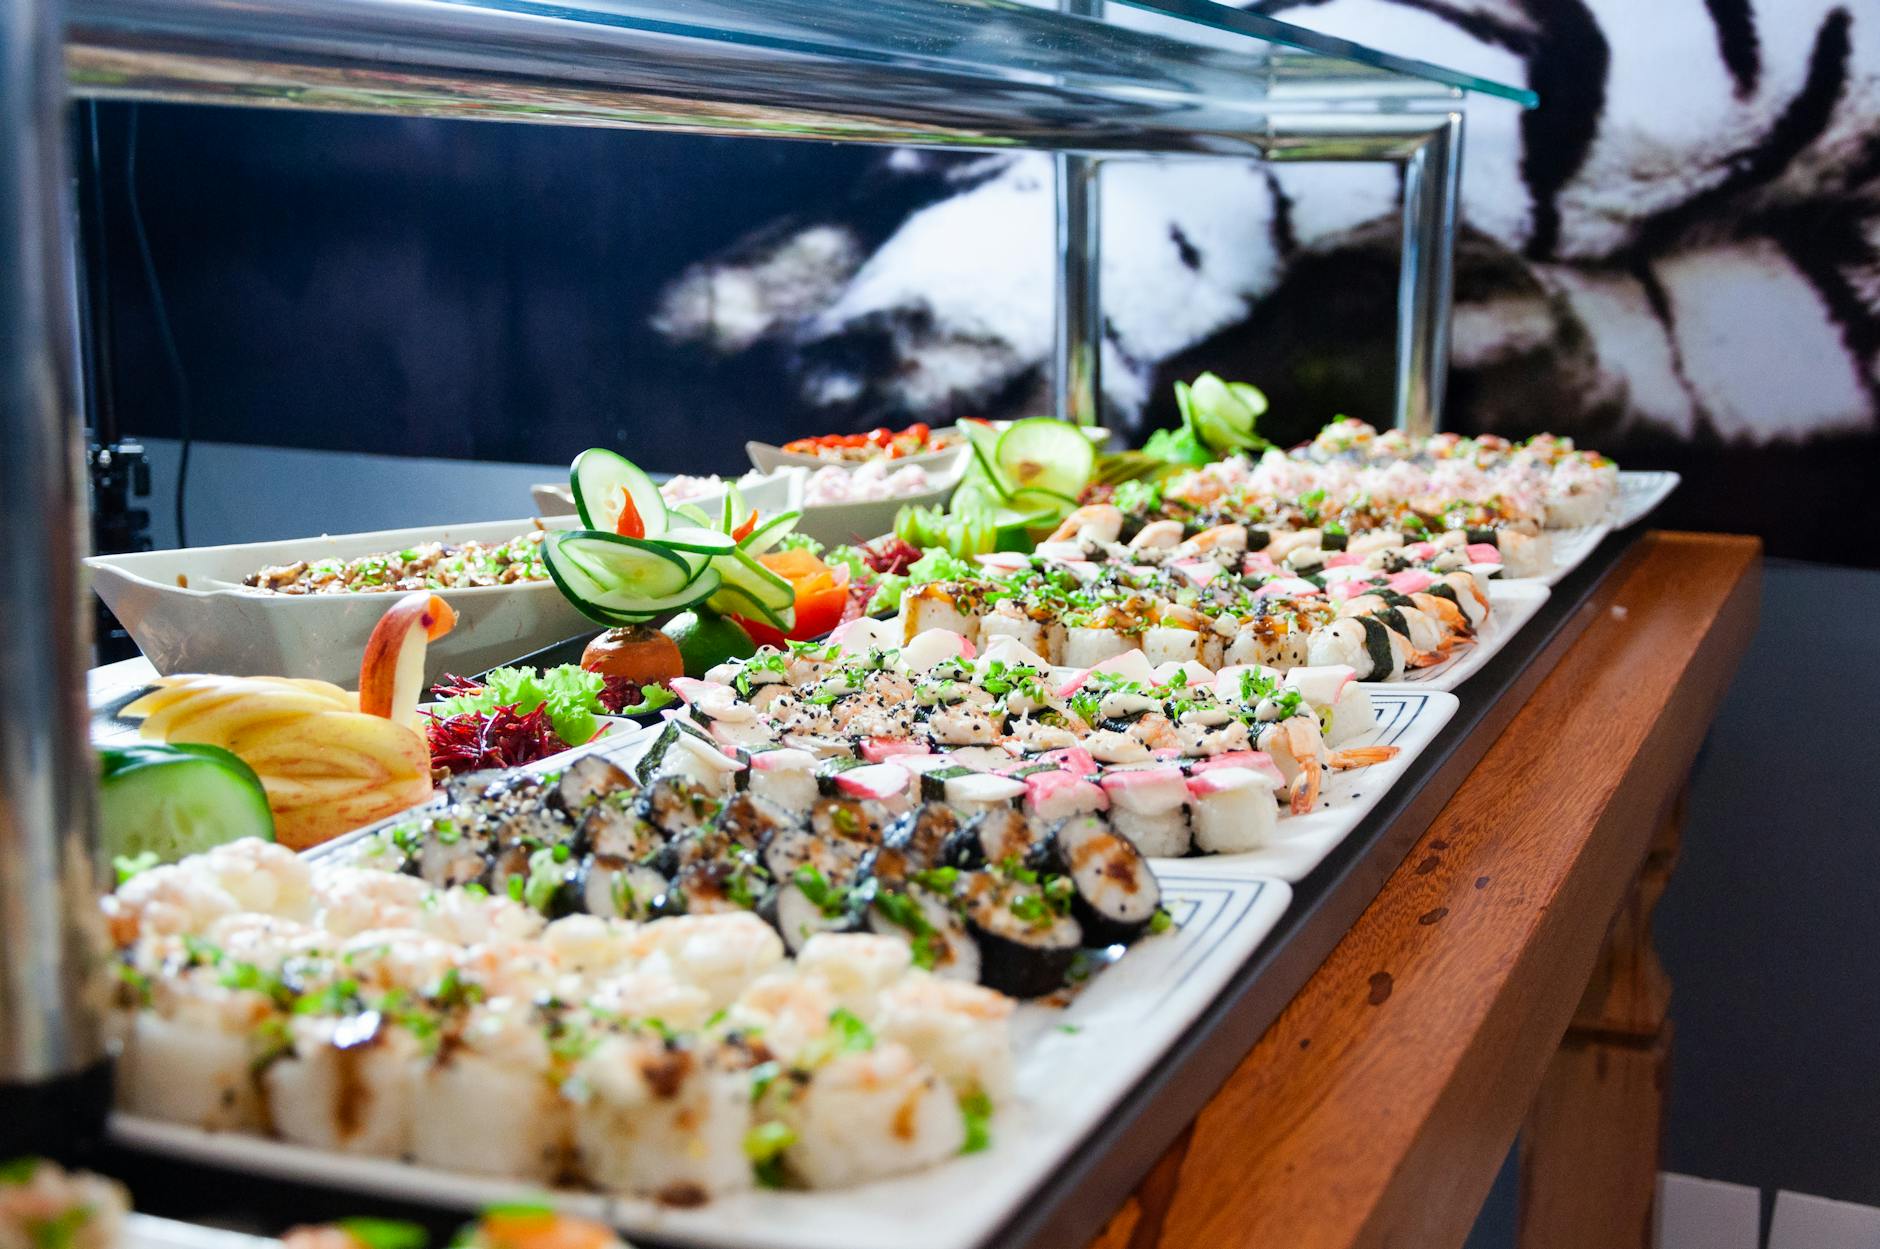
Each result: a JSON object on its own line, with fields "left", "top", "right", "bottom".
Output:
{"left": 359, "top": 591, "right": 458, "bottom": 729}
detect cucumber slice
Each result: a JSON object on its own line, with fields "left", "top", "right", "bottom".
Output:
{"left": 721, "top": 547, "right": 796, "bottom": 613}
{"left": 672, "top": 503, "right": 715, "bottom": 528}
{"left": 995, "top": 418, "right": 1096, "bottom": 501}
{"left": 949, "top": 477, "right": 1005, "bottom": 519}
{"left": 578, "top": 567, "right": 727, "bottom": 626}
{"left": 707, "top": 582, "right": 790, "bottom": 631}
{"left": 1006, "top": 485, "right": 1078, "bottom": 518}
{"left": 962, "top": 422, "right": 1013, "bottom": 500}
{"left": 739, "top": 510, "right": 800, "bottom": 556}
{"left": 660, "top": 526, "right": 740, "bottom": 556}
{"left": 544, "top": 530, "right": 697, "bottom": 621}
{"left": 721, "top": 483, "right": 758, "bottom": 537}
{"left": 98, "top": 743, "right": 275, "bottom": 865}
{"left": 570, "top": 449, "right": 668, "bottom": 539}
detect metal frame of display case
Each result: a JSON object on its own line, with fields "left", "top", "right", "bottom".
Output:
{"left": 0, "top": 0, "right": 1531, "bottom": 1166}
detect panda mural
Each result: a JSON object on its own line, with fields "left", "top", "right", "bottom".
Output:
{"left": 650, "top": 1, "right": 1880, "bottom": 559}
{"left": 100, "top": 2, "right": 1880, "bottom": 562}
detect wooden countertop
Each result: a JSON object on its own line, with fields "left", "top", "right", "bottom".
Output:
{"left": 1089, "top": 531, "right": 1762, "bottom": 1249}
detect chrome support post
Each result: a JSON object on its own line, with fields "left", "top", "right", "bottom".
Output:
{"left": 1393, "top": 111, "right": 1463, "bottom": 436}
{"left": 1053, "top": 152, "right": 1102, "bottom": 426}
{"left": 0, "top": 0, "right": 112, "bottom": 1156}
{"left": 1261, "top": 110, "right": 1464, "bottom": 434}
{"left": 1052, "top": 0, "right": 1104, "bottom": 427}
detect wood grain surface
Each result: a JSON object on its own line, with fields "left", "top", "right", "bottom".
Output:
{"left": 1087, "top": 531, "right": 1761, "bottom": 1249}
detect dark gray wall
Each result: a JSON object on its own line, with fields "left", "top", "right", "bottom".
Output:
{"left": 1657, "top": 560, "right": 1880, "bottom": 1203}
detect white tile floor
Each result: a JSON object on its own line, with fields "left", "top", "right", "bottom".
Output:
{"left": 1658, "top": 1174, "right": 1880, "bottom": 1249}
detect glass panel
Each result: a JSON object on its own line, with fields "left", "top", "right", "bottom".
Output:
{"left": 67, "top": 0, "right": 1533, "bottom": 150}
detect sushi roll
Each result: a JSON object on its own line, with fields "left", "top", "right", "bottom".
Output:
{"left": 634, "top": 775, "right": 722, "bottom": 841}
{"left": 411, "top": 1002, "right": 568, "bottom": 1180}
{"left": 881, "top": 803, "right": 965, "bottom": 869}
{"left": 624, "top": 912, "right": 785, "bottom": 1010}
{"left": 863, "top": 859, "right": 983, "bottom": 984}
{"left": 1141, "top": 622, "right": 1205, "bottom": 667}
{"left": 900, "top": 583, "right": 983, "bottom": 646}
{"left": 568, "top": 1034, "right": 754, "bottom": 1201}
{"left": 958, "top": 869, "right": 1082, "bottom": 998}
{"left": 579, "top": 850, "right": 669, "bottom": 917}
{"left": 872, "top": 973, "right": 1016, "bottom": 1101}
{"left": 553, "top": 754, "right": 637, "bottom": 814}
{"left": 740, "top": 745, "right": 821, "bottom": 816}
{"left": 777, "top": 1044, "right": 965, "bottom": 1188}
{"left": 1042, "top": 815, "right": 1160, "bottom": 944}
{"left": 1061, "top": 625, "right": 1137, "bottom": 669}
{"left": 262, "top": 1013, "right": 424, "bottom": 1157}
{"left": 1305, "top": 616, "right": 1406, "bottom": 681}
{"left": 941, "top": 807, "right": 1045, "bottom": 872}
{"left": 979, "top": 607, "right": 1050, "bottom": 663}
{"left": 1097, "top": 766, "right": 1193, "bottom": 858}
{"left": 115, "top": 968, "right": 271, "bottom": 1131}
{"left": 794, "top": 932, "right": 915, "bottom": 1017}
{"left": 1282, "top": 665, "right": 1378, "bottom": 746}
{"left": 1184, "top": 767, "right": 1279, "bottom": 853}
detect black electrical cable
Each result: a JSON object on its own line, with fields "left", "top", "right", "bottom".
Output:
{"left": 125, "top": 104, "right": 192, "bottom": 548}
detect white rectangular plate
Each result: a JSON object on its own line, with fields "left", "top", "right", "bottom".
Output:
{"left": 1611, "top": 470, "right": 1680, "bottom": 530}
{"left": 1537, "top": 519, "right": 1611, "bottom": 586}
{"left": 1155, "top": 688, "right": 1458, "bottom": 883}
{"left": 112, "top": 869, "right": 1291, "bottom": 1249}
{"left": 1393, "top": 581, "right": 1550, "bottom": 692}
{"left": 127, "top": 1215, "right": 277, "bottom": 1249}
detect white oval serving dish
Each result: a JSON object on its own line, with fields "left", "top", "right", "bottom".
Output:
{"left": 87, "top": 517, "right": 593, "bottom": 688}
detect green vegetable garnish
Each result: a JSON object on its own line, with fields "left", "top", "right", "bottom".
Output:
{"left": 336, "top": 1218, "right": 428, "bottom": 1249}
{"left": 958, "top": 1090, "right": 994, "bottom": 1154}
{"left": 745, "top": 1121, "right": 797, "bottom": 1188}
{"left": 436, "top": 664, "right": 610, "bottom": 745}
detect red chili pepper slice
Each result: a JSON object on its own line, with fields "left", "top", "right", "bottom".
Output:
{"left": 614, "top": 486, "right": 645, "bottom": 539}
{"left": 730, "top": 509, "right": 759, "bottom": 542}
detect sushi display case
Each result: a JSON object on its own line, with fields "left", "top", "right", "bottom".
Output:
{"left": 1, "top": 1, "right": 1715, "bottom": 1247}
{"left": 86, "top": 509, "right": 1668, "bottom": 1249}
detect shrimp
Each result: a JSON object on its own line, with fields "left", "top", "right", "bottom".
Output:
{"left": 1329, "top": 746, "right": 1400, "bottom": 769}
{"left": 1268, "top": 716, "right": 1329, "bottom": 814}
{"left": 1410, "top": 590, "right": 1473, "bottom": 635}
{"left": 1046, "top": 504, "right": 1124, "bottom": 546}
{"left": 1176, "top": 523, "right": 1249, "bottom": 560}
{"left": 1128, "top": 712, "right": 1184, "bottom": 752}
{"left": 1126, "top": 519, "right": 1184, "bottom": 550}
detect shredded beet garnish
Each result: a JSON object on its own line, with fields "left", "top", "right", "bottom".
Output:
{"left": 423, "top": 704, "right": 567, "bottom": 774}
{"left": 860, "top": 536, "right": 922, "bottom": 576}
{"left": 595, "top": 675, "right": 644, "bottom": 714}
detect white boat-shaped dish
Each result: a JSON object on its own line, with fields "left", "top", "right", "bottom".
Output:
{"left": 747, "top": 422, "right": 1109, "bottom": 477}
{"left": 746, "top": 434, "right": 968, "bottom": 477}
{"left": 87, "top": 517, "right": 593, "bottom": 688}
{"left": 791, "top": 470, "right": 961, "bottom": 550}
